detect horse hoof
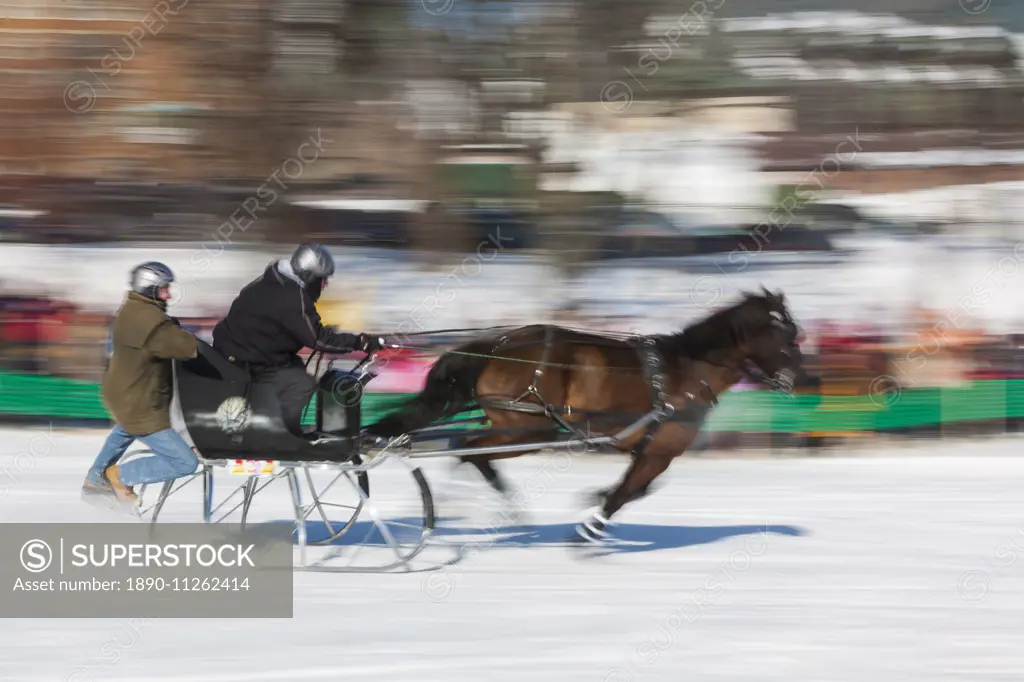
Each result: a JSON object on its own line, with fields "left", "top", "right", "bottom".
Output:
{"left": 572, "top": 512, "right": 612, "bottom": 546}
{"left": 570, "top": 528, "right": 600, "bottom": 546}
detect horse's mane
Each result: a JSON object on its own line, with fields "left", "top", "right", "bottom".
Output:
{"left": 655, "top": 293, "right": 769, "bottom": 359}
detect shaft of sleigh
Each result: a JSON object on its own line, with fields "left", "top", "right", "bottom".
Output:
{"left": 401, "top": 408, "right": 665, "bottom": 459}
{"left": 404, "top": 435, "right": 615, "bottom": 459}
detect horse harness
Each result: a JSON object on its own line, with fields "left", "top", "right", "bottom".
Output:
{"left": 480, "top": 326, "right": 720, "bottom": 457}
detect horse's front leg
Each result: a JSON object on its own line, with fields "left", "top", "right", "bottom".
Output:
{"left": 575, "top": 435, "right": 683, "bottom": 545}
{"left": 587, "top": 469, "right": 659, "bottom": 508}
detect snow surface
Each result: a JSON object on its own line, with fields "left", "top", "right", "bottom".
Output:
{"left": 3, "top": 427, "right": 1024, "bottom": 681}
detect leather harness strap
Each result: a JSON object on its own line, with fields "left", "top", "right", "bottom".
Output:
{"left": 476, "top": 328, "right": 721, "bottom": 451}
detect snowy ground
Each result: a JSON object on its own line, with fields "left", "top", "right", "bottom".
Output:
{"left": 3, "top": 426, "right": 1024, "bottom": 681}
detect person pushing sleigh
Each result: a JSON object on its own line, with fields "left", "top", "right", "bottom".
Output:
{"left": 81, "top": 262, "right": 200, "bottom": 511}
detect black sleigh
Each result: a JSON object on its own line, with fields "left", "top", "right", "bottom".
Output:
{"left": 133, "top": 340, "right": 436, "bottom": 573}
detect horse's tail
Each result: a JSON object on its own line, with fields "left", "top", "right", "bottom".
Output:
{"left": 363, "top": 338, "right": 493, "bottom": 439}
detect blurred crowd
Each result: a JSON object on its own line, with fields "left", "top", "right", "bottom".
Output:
{"left": 801, "top": 313, "right": 1024, "bottom": 394}
{"left": 5, "top": 290, "right": 1024, "bottom": 395}
{"left": 0, "top": 294, "right": 214, "bottom": 383}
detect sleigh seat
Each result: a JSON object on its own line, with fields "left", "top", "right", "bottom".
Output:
{"left": 171, "top": 340, "right": 365, "bottom": 463}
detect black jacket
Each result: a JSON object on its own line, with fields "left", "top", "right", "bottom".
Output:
{"left": 212, "top": 262, "right": 362, "bottom": 369}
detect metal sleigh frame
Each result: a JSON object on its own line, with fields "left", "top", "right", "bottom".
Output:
{"left": 134, "top": 329, "right": 712, "bottom": 572}
{"left": 133, "top": 355, "right": 438, "bottom": 574}
{"left": 136, "top": 443, "right": 436, "bottom": 573}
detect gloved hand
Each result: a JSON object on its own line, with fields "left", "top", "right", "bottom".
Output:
{"left": 358, "top": 333, "right": 386, "bottom": 354}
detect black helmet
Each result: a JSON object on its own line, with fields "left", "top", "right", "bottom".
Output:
{"left": 289, "top": 243, "right": 335, "bottom": 289}
{"left": 130, "top": 261, "right": 174, "bottom": 301}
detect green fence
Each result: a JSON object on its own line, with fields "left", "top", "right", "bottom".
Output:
{"left": 1, "top": 372, "right": 1023, "bottom": 433}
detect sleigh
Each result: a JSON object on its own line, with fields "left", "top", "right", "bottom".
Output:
{"left": 134, "top": 340, "right": 435, "bottom": 572}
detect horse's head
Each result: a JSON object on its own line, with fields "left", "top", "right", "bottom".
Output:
{"left": 733, "top": 288, "right": 805, "bottom": 393}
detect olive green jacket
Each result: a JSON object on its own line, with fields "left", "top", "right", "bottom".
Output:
{"left": 102, "top": 292, "right": 198, "bottom": 436}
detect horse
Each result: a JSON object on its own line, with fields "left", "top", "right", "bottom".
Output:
{"left": 365, "top": 288, "right": 806, "bottom": 544}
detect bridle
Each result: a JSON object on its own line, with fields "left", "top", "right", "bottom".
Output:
{"left": 733, "top": 307, "right": 801, "bottom": 394}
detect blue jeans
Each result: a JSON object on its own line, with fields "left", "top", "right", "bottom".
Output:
{"left": 86, "top": 425, "right": 199, "bottom": 488}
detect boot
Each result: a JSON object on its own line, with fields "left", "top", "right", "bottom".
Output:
{"left": 81, "top": 478, "right": 112, "bottom": 496}
{"left": 104, "top": 464, "right": 138, "bottom": 504}
{"left": 81, "top": 478, "right": 124, "bottom": 511}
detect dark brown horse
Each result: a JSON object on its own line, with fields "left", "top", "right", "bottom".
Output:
{"left": 366, "top": 289, "right": 805, "bottom": 543}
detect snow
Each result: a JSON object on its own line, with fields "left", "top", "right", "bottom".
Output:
{"left": 719, "top": 10, "right": 1009, "bottom": 42}
{"left": 539, "top": 126, "right": 772, "bottom": 224}
{"left": 3, "top": 426, "right": 1024, "bottom": 680}
{"left": 732, "top": 58, "right": 1009, "bottom": 86}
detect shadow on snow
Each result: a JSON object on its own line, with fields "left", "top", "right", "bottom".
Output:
{"left": 263, "top": 516, "right": 806, "bottom": 558}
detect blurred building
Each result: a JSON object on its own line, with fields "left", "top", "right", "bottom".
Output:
{"left": 0, "top": 0, "right": 408, "bottom": 184}
{"left": 0, "top": 0, "right": 267, "bottom": 179}
{"left": 728, "top": 11, "right": 1024, "bottom": 206}
{"left": 0, "top": 1, "right": 1019, "bottom": 240}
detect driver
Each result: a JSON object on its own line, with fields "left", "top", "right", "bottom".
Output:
{"left": 212, "top": 243, "right": 384, "bottom": 437}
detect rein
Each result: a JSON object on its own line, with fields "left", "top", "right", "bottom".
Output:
{"left": 390, "top": 339, "right": 745, "bottom": 390}
{"left": 382, "top": 323, "right": 655, "bottom": 373}
{"left": 390, "top": 342, "right": 656, "bottom": 373}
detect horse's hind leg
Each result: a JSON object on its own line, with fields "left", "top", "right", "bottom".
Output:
{"left": 456, "top": 419, "right": 556, "bottom": 495}
{"left": 458, "top": 454, "right": 535, "bottom": 523}
{"left": 453, "top": 428, "right": 555, "bottom": 523}
{"left": 458, "top": 455, "right": 509, "bottom": 494}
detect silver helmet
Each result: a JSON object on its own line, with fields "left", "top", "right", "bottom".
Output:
{"left": 289, "top": 243, "right": 335, "bottom": 289}
{"left": 130, "top": 261, "right": 174, "bottom": 301}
